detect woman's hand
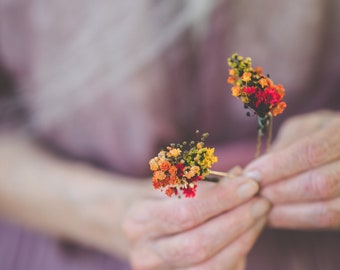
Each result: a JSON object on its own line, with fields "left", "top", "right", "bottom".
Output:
{"left": 0, "top": 134, "right": 270, "bottom": 269}
{"left": 244, "top": 110, "right": 340, "bottom": 229}
{"left": 122, "top": 176, "right": 270, "bottom": 270}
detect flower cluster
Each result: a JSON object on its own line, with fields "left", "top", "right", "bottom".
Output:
{"left": 227, "top": 53, "right": 287, "bottom": 118}
{"left": 149, "top": 132, "right": 218, "bottom": 198}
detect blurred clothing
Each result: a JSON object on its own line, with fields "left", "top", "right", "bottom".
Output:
{"left": 0, "top": 0, "right": 339, "bottom": 269}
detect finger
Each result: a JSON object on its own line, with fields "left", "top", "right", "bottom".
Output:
{"left": 233, "top": 258, "right": 247, "bottom": 270}
{"left": 123, "top": 176, "right": 260, "bottom": 241}
{"left": 229, "top": 165, "right": 243, "bottom": 176}
{"left": 261, "top": 160, "right": 340, "bottom": 204}
{"left": 244, "top": 117, "right": 340, "bottom": 185}
{"left": 151, "top": 198, "right": 270, "bottom": 268}
{"left": 268, "top": 197, "right": 340, "bottom": 230}
{"left": 183, "top": 217, "right": 267, "bottom": 270}
{"left": 270, "top": 111, "right": 336, "bottom": 152}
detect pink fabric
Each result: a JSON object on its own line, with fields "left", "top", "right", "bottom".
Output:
{"left": 0, "top": 1, "right": 340, "bottom": 269}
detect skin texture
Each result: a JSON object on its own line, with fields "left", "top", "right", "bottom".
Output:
{"left": 123, "top": 178, "right": 270, "bottom": 270}
{"left": 245, "top": 110, "right": 340, "bottom": 229}
{"left": 0, "top": 110, "right": 339, "bottom": 269}
{"left": 0, "top": 134, "right": 270, "bottom": 269}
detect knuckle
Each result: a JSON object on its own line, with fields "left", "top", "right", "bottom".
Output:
{"left": 166, "top": 235, "right": 207, "bottom": 264}
{"left": 175, "top": 204, "right": 200, "bottom": 229}
{"left": 121, "top": 215, "right": 137, "bottom": 241}
{"left": 282, "top": 116, "right": 301, "bottom": 129}
{"left": 299, "top": 138, "right": 330, "bottom": 168}
{"left": 129, "top": 250, "right": 156, "bottom": 270}
{"left": 311, "top": 170, "right": 337, "bottom": 199}
{"left": 318, "top": 207, "right": 340, "bottom": 228}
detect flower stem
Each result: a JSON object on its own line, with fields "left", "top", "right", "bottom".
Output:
{"left": 255, "top": 132, "right": 262, "bottom": 158}
{"left": 266, "top": 113, "right": 273, "bottom": 153}
{"left": 209, "top": 170, "right": 231, "bottom": 177}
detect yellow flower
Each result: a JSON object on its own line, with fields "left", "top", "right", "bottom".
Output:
{"left": 200, "top": 148, "right": 218, "bottom": 169}
{"left": 242, "top": 72, "right": 252, "bottom": 82}
{"left": 231, "top": 86, "right": 242, "bottom": 97}
{"left": 184, "top": 170, "right": 195, "bottom": 179}
{"left": 149, "top": 158, "right": 159, "bottom": 171}
{"left": 167, "top": 148, "right": 181, "bottom": 158}
{"left": 229, "top": 69, "right": 236, "bottom": 76}
{"left": 191, "top": 166, "right": 200, "bottom": 174}
{"left": 258, "top": 78, "right": 268, "bottom": 88}
{"left": 240, "top": 94, "right": 249, "bottom": 103}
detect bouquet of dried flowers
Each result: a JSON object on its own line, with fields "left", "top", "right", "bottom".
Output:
{"left": 149, "top": 131, "right": 221, "bottom": 198}
{"left": 227, "top": 53, "right": 287, "bottom": 157}
{"left": 149, "top": 53, "right": 287, "bottom": 198}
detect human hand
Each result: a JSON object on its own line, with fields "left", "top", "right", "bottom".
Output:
{"left": 244, "top": 110, "right": 340, "bottom": 229}
{"left": 122, "top": 175, "right": 270, "bottom": 270}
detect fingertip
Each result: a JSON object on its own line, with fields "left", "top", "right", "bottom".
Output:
{"left": 228, "top": 165, "right": 243, "bottom": 176}
{"left": 236, "top": 179, "right": 259, "bottom": 199}
{"left": 251, "top": 198, "right": 271, "bottom": 219}
{"left": 243, "top": 170, "right": 263, "bottom": 182}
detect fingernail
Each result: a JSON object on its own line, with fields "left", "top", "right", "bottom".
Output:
{"left": 254, "top": 216, "right": 267, "bottom": 230}
{"left": 251, "top": 199, "right": 271, "bottom": 218}
{"left": 237, "top": 181, "right": 259, "bottom": 199}
{"left": 244, "top": 170, "right": 263, "bottom": 182}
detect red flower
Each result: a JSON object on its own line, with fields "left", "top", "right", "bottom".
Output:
{"left": 264, "top": 88, "right": 281, "bottom": 106}
{"left": 182, "top": 185, "right": 197, "bottom": 198}
{"left": 243, "top": 86, "right": 257, "bottom": 95}
{"left": 176, "top": 163, "right": 185, "bottom": 177}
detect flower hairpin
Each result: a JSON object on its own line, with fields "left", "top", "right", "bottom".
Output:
{"left": 149, "top": 131, "right": 227, "bottom": 198}
{"left": 227, "top": 53, "right": 287, "bottom": 157}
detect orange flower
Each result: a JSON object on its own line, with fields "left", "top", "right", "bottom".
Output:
{"left": 254, "top": 66, "right": 263, "bottom": 74}
{"left": 165, "top": 187, "right": 177, "bottom": 197}
{"left": 242, "top": 72, "right": 252, "bottom": 82}
{"left": 275, "top": 84, "right": 285, "bottom": 98}
{"left": 154, "top": 170, "right": 166, "bottom": 181}
{"left": 169, "top": 175, "right": 178, "bottom": 185}
{"left": 227, "top": 76, "right": 236, "bottom": 84}
{"left": 152, "top": 179, "right": 162, "bottom": 189}
{"left": 159, "top": 160, "right": 171, "bottom": 172}
{"left": 266, "top": 78, "right": 274, "bottom": 87}
{"left": 168, "top": 165, "right": 177, "bottom": 176}
{"left": 271, "top": 101, "right": 287, "bottom": 116}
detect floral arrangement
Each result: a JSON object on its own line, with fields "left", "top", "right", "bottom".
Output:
{"left": 227, "top": 53, "right": 287, "bottom": 156}
{"left": 149, "top": 131, "right": 219, "bottom": 198}
{"left": 149, "top": 53, "right": 287, "bottom": 198}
